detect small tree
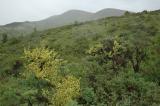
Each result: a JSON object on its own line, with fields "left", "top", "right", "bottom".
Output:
{"left": 33, "top": 27, "right": 37, "bottom": 33}
{"left": 124, "top": 11, "right": 130, "bottom": 16}
{"left": 1, "top": 33, "right": 8, "bottom": 43}
{"left": 88, "top": 34, "right": 148, "bottom": 73}
{"left": 88, "top": 36, "right": 127, "bottom": 71}
{"left": 74, "top": 21, "right": 79, "bottom": 26}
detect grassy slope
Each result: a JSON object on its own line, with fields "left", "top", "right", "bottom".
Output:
{"left": 0, "top": 10, "right": 160, "bottom": 105}
{"left": 0, "top": 10, "right": 160, "bottom": 76}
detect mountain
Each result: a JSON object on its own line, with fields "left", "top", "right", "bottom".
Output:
{"left": 0, "top": 8, "right": 126, "bottom": 36}
{"left": 93, "top": 8, "right": 125, "bottom": 19}
{"left": 34, "top": 10, "right": 93, "bottom": 30}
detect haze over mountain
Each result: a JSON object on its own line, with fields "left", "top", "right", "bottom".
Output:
{"left": 0, "top": 8, "right": 126, "bottom": 36}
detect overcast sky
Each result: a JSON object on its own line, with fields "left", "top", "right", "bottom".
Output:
{"left": 0, "top": 0, "right": 160, "bottom": 25}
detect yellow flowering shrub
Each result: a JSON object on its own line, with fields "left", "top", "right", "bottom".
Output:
{"left": 108, "top": 40, "right": 122, "bottom": 58}
{"left": 87, "top": 43, "right": 103, "bottom": 55}
{"left": 24, "top": 47, "right": 61, "bottom": 83}
{"left": 24, "top": 47, "right": 80, "bottom": 105}
{"left": 54, "top": 76, "right": 80, "bottom": 106}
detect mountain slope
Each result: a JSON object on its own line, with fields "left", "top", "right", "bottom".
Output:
{"left": 0, "top": 9, "right": 160, "bottom": 106}
{"left": 0, "top": 8, "right": 126, "bottom": 36}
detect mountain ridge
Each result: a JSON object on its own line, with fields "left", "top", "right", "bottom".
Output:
{"left": 0, "top": 8, "right": 127, "bottom": 36}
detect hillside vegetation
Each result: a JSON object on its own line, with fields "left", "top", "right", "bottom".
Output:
{"left": 0, "top": 10, "right": 160, "bottom": 106}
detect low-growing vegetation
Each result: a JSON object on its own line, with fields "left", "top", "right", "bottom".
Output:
{"left": 0, "top": 10, "right": 160, "bottom": 106}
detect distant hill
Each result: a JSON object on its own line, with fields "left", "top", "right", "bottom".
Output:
{"left": 34, "top": 10, "right": 93, "bottom": 30}
{"left": 0, "top": 8, "right": 126, "bottom": 36}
